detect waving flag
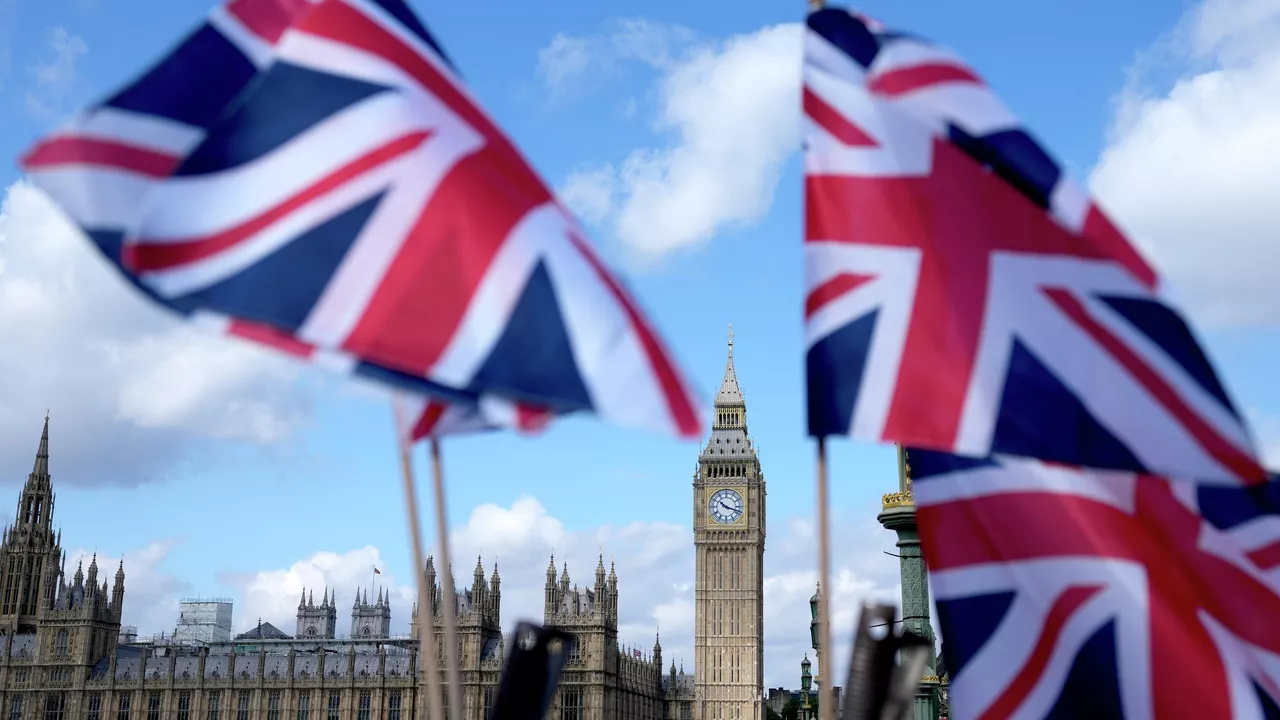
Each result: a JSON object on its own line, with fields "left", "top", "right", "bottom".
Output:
{"left": 392, "top": 391, "right": 552, "bottom": 443}
{"left": 801, "top": 6, "right": 1262, "bottom": 484}
{"left": 20, "top": 0, "right": 702, "bottom": 441}
{"left": 910, "top": 449, "right": 1280, "bottom": 719}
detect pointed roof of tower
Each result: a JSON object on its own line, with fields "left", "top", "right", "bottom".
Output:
{"left": 26, "top": 412, "right": 52, "bottom": 485}
{"left": 714, "top": 324, "right": 744, "bottom": 407}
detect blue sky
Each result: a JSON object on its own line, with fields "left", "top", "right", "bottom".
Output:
{"left": 2, "top": 0, "right": 1279, "bottom": 690}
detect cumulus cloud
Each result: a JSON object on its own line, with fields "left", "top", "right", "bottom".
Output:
{"left": 539, "top": 22, "right": 802, "bottom": 260}
{"left": 25, "top": 27, "right": 88, "bottom": 119}
{"left": 66, "top": 541, "right": 191, "bottom": 635}
{"left": 1089, "top": 0, "right": 1280, "bottom": 326}
{"left": 218, "top": 546, "right": 414, "bottom": 636}
{"left": 0, "top": 182, "right": 313, "bottom": 487}
{"left": 224, "top": 495, "right": 902, "bottom": 689}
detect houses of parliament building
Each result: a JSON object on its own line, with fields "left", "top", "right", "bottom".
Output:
{"left": 0, "top": 333, "right": 767, "bottom": 719}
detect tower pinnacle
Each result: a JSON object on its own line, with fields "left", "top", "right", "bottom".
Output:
{"left": 32, "top": 412, "right": 50, "bottom": 479}
{"left": 715, "top": 324, "right": 744, "bottom": 408}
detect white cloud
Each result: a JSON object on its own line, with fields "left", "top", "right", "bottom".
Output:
{"left": 25, "top": 27, "right": 87, "bottom": 119}
{"left": 224, "top": 495, "right": 903, "bottom": 689}
{"left": 0, "top": 181, "right": 313, "bottom": 486}
{"left": 538, "top": 35, "right": 592, "bottom": 98}
{"left": 539, "top": 22, "right": 802, "bottom": 260}
{"left": 218, "top": 546, "right": 414, "bottom": 636}
{"left": 558, "top": 165, "right": 619, "bottom": 225}
{"left": 536, "top": 19, "right": 697, "bottom": 98}
{"left": 1089, "top": 0, "right": 1280, "bottom": 327}
{"left": 66, "top": 541, "right": 191, "bottom": 636}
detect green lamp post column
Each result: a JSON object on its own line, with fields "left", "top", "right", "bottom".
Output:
{"left": 800, "top": 655, "right": 813, "bottom": 720}
{"left": 876, "top": 445, "right": 940, "bottom": 720}
{"left": 809, "top": 585, "right": 822, "bottom": 690}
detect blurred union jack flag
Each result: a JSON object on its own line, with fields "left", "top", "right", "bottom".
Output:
{"left": 911, "top": 449, "right": 1280, "bottom": 719}
{"left": 801, "top": 7, "right": 1263, "bottom": 485}
{"left": 20, "top": 0, "right": 701, "bottom": 442}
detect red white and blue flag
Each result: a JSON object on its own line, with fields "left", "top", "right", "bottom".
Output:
{"left": 911, "top": 449, "right": 1280, "bottom": 719}
{"left": 392, "top": 391, "right": 551, "bottom": 443}
{"left": 801, "top": 7, "right": 1263, "bottom": 485}
{"left": 19, "top": 0, "right": 702, "bottom": 442}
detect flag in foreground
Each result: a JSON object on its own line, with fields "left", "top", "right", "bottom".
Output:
{"left": 801, "top": 6, "right": 1262, "bottom": 485}
{"left": 911, "top": 449, "right": 1280, "bottom": 719}
{"left": 20, "top": 0, "right": 701, "bottom": 442}
{"left": 392, "top": 391, "right": 552, "bottom": 444}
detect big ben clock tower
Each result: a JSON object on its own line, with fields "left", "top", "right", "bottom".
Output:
{"left": 694, "top": 326, "right": 766, "bottom": 720}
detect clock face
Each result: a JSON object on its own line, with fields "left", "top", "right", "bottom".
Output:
{"left": 709, "top": 488, "right": 744, "bottom": 524}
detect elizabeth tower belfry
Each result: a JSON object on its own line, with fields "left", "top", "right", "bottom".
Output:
{"left": 694, "top": 326, "right": 766, "bottom": 720}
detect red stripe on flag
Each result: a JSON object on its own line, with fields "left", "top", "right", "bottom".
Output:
{"left": 803, "top": 87, "right": 878, "bottom": 147}
{"left": 1045, "top": 289, "right": 1266, "bottom": 485}
{"left": 410, "top": 401, "right": 449, "bottom": 441}
{"left": 123, "top": 131, "right": 430, "bottom": 273}
{"left": 303, "top": 2, "right": 552, "bottom": 373}
{"left": 226, "top": 0, "right": 311, "bottom": 44}
{"left": 1082, "top": 204, "right": 1158, "bottom": 290}
{"left": 977, "top": 585, "right": 1104, "bottom": 720}
{"left": 1247, "top": 540, "right": 1280, "bottom": 571}
{"left": 515, "top": 404, "right": 553, "bottom": 434}
{"left": 21, "top": 136, "right": 181, "bottom": 178}
{"left": 299, "top": 0, "right": 518, "bottom": 161}
{"left": 804, "top": 272, "right": 874, "bottom": 319}
{"left": 342, "top": 141, "right": 549, "bottom": 374}
{"left": 564, "top": 229, "right": 702, "bottom": 438}
{"left": 868, "top": 63, "right": 983, "bottom": 97}
{"left": 226, "top": 319, "right": 316, "bottom": 359}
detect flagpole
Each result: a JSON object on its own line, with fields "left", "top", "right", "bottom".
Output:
{"left": 396, "top": 436, "right": 445, "bottom": 720}
{"left": 815, "top": 436, "right": 835, "bottom": 720}
{"left": 805, "top": 1, "right": 832, "bottom": 716}
{"left": 430, "top": 438, "right": 466, "bottom": 716}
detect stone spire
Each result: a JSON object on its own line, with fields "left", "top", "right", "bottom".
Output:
{"left": 715, "top": 324, "right": 744, "bottom": 407}
{"left": 32, "top": 412, "right": 50, "bottom": 479}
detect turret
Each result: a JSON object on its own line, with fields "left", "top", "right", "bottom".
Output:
{"left": 425, "top": 554, "right": 437, "bottom": 613}
{"left": 472, "top": 555, "right": 486, "bottom": 605}
{"left": 653, "top": 630, "right": 663, "bottom": 672}
{"left": 111, "top": 560, "right": 125, "bottom": 615}
{"left": 490, "top": 562, "right": 501, "bottom": 619}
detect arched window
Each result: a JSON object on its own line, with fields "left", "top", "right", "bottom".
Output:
{"left": 360, "top": 626, "right": 371, "bottom": 638}
{"left": 55, "top": 629, "right": 68, "bottom": 657}
{"left": 307, "top": 626, "right": 317, "bottom": 637}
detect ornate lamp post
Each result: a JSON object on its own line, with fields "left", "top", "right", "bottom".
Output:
{"left": 800, "top": 655, "right": 814, "bottom": 720}
{"left": 809, "top": 584, "right": 821, "bottom": 686}
{"left": 876, "top": 446, "right": 942, "bottom": 720}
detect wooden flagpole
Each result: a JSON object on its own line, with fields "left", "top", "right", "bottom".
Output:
{"left": 806, "top": 2, "right": 833, "bottom": 718}
{"left": 815, "top": 437, "right": 835, "bottom": 720}
{"left": 396, "top": 439, "right": 445, "bottom": 720}
{"left": 429, "top": 439, "right": 466, "bottom": 716}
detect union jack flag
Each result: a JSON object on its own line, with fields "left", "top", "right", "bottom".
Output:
{"left": 19, "top": 0, "right": 701, "bottom": 441}
{"left": 392, "top": 392, "right": 551, "bottom": 443}
{"left": 802, "top": 7, "right": 1263, "bottom": 485}
{"left": 911, "top": 449, "right": 1280, "bottom": 719}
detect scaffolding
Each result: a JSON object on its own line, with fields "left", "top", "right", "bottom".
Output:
{"left": 172, "top": 598, "right": 234, "bottom": 645}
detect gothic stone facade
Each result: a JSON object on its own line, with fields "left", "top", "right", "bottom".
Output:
{"left": 0, "top": 417, "right": 697, "bottom": 720}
